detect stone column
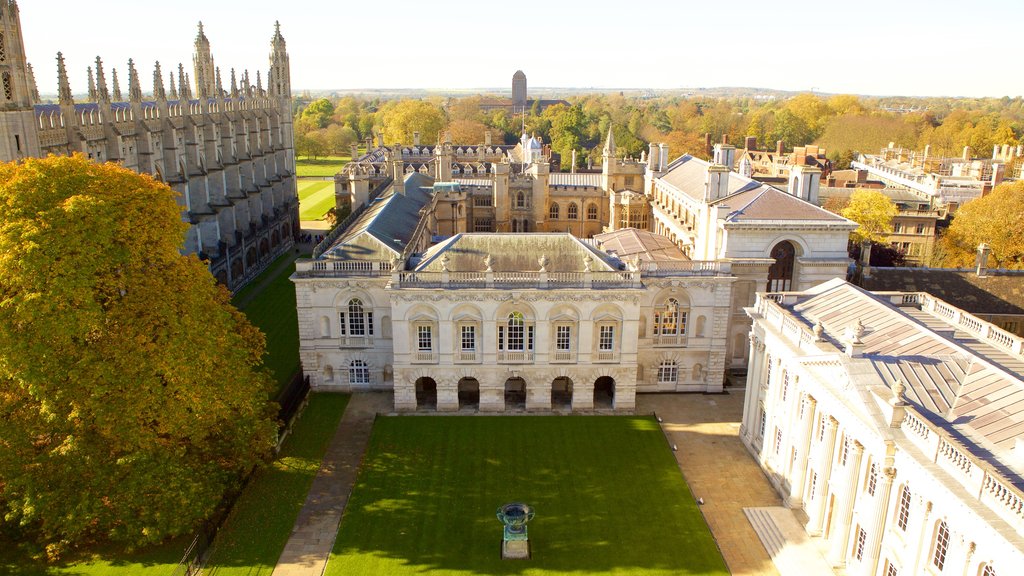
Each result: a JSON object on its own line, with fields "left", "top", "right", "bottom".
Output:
{"left": 908, "top": 499, "right": 933, "bottom": 575}
{"left": 867, "top": 467, "right": 896, "bottom": 576}
{"left": 828, "top": 440, "right": 865, "bottom": 565}
{"left": 480, "top": 386, "right": 504, "bottom": 412}
{"left": 394, "top": 376, "right": 417, "bottom": 411}
{"left": 437, "top": 379, "right": 458, "bottom": 412}
{"left": 740, "top": 336, "right": 764, "bottom": 442}
{"left": 526, "top": 378, "right": 551, "bottom": 411}
{"left": 806, "top": 416, "right": 838, "bottom": 535}
{"left": 786, "top": 394, "right": 817, "bottom": 508}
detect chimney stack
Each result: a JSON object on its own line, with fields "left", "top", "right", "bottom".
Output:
{"left": 744, "top": 136, "right": 757, "bottom": 151}
{"left": 484, "top": 131, "right": 491, "bottom": 146}
{"left": 976, "top": 243, "right": 991, "bottom": 277}
{"left": 776, "top": 140, "right": 785, "bottom": 156}
{"left": 713, "top": 144, "right": 736, "bottom": 171}
{"left": 962, "top": 146, "right": 972, "bottom": 160}
{"left": 705, "top": 164, "right": 730, "bottom": 201}
{"left": 787, "top": 164, "right": 821, "bottom": 204}
{"left": 860, "top": 239, "right": 872, "bottom": 279}
{"left": 659, "top": 144, "right": 668, "bottom": 171}
{"left": 704, "top": 133, "right": 712, "bottom": 157}
{"left": 649, "top": 142, "right": 659, "bottom": 171}
{"left": 413, "top": 131, "right": 421, "bottom": 146}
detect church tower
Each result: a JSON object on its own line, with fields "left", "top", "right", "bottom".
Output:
{"left": 192, "top": 21, "right": 216, "bottom": 98}
{"left": 0, "top": 0, "right": 41, "bottom": 160}
{"left": 268, "top": 21, "right": 290, "bottom": 99}
{"left": 512, "top": 70, "right": 526, "bottom": 109}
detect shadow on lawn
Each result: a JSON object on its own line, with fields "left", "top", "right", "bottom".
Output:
{"left": 328, "top": 416, "right": 729, "bottom": 576}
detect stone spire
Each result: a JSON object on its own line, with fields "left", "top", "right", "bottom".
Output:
{"left": 56, "top": 52, "right": 73, "bottom": 105}
{"left": 256, "top": 70, "right": 263, "bottom": 95}
{"left": 86, "top": 66, "right": 97, "bottom": 102}
{"left": 184, "top": 72, "right": 192, "bottom": 100}
{"left": 603, "top": 126, "right": 616, "bottom": 157}
{"left": 229, "top": 67, "right": 238, "bottom": 98}
{"left": 94, "top": 57, "right": 110, "bottom": 102}
{"left": 153, "top": 61, "right": 166, "bottom": 100}
{"left": 192, "top": 21, "right": 215, "bottom": 98}
{"left": 168, "top": 71, "right": 177, "bottom": 100}
{"left": 243, "top": 69, "right": 251, "bottom": 97}
{"left": 127, "top": 59, "right": 142, "bottom": 102}
{"left": 177, "top": 63, "right": 190, "bottom": 100}
{"left": 111, "top": 67, "right": 122, "bottom": 101}
{"left": 26, "top": 62, "right": 39, "bottom": 103}
{"left": 215, "top": 66, "right": 223, "bottom": 97}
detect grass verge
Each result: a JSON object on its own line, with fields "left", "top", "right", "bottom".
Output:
{"left": 298, "top": 180, "right": 336, "bottom": 221}
{"left": 204, "top": 393, "right": 350, "bottom": 576}
{"left": 296, "top": 156, "right": 349, "bottom": 178}
{"left": 325, "top": 416, "right": 728, "bottom": 576}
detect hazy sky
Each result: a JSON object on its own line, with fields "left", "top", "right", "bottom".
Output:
{"left": 18, "top": 0, "right": 1024, "bottom": 98}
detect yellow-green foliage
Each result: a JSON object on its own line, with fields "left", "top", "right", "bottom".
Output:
{"left": 941, "top": 181, "right": 1024, "bottom": 269}
{"left": 841, "top": 189, "right": 899, "bottom": 244}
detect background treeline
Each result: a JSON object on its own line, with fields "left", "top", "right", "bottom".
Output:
{"left": 294, "top": 93, "right": 1024, "bottom": 171}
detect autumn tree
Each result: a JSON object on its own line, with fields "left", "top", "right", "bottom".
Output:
{"left": 377, "top": 99, "right": 446, "bottom": 145}
{"left": 940, "top": 181, "right": 1024, "bottom": 268}
{"left": 301, "top": 97, "right": 336, "bottom": 129}
{"left": 841, "top": 189, "right": 899, "bottom": 244}
{"left": 0, "top": 156, "right": 278, "bottom": 558}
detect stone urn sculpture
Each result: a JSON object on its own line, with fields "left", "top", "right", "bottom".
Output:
{"left": 496, "top": 502, "right": 535, "bottom": 559}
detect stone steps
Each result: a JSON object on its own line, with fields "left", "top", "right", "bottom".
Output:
{"left": 743, "top": 507, "right": 837, "bottom": 576}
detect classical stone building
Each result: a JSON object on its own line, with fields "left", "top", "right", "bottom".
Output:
{"left": 742, "top": 278, "right": 1024, "bottom": 575}
{"left": 0, "top": 3, "right": 298, "bottom": 290}
{"left": 294, "top": 132, "right": 856, "bottom": 411}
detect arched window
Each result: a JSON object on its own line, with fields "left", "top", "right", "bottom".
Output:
{"left": 658, "top": 360, "right": 678, "bottom": 384}
{"left": 587, "top": 203, "right": 598, "bottom": 220}
{"left": 340, "top": 298, "right": 373, "bottom": 338}
{"left": 349, "top": 360, "right": 369, "bottom": 385}
{"left": 653, "top": 298, "right": 687, "bottom": 341}
{"left": 498, "top": 311, "right": 533, "bottom": 353}
{"left": 867, "top": 462, "right": 878, "bottom": 496}
{"left": 549, "top": 203, "right": 559, "bottom": 219}
{"left": 767, "top": 241, "right": 796, "bottom": 291}
{"left": 516, "top": 191, "right": 526, "bottom": 208}
{"left": 932, "top": 521, "right": 950, "bottom": 570}
{"left": 897, "top": 485, "right": 911, "bottom": 531}
{"left": 981, "top": 565, "right": 997, "bottom": 576}
{"left": 567, "top": 202, "right": 578, "bottom": 220}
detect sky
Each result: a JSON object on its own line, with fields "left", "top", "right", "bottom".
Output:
{"left": 17, "top": 0, "right": 1024, "bottom": 99}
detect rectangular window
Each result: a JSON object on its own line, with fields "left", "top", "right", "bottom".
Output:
{"left": 338, "top": 312, "right": 346, "bottom": 336}
{"left": 367, "top": 312, "right": 374, "bottom": 336}
{"left": 599, "top": 325, "right": 614, "bottom": 351}
{"left": 758, "top": 407, "right": 767, "bottom": 438}
{"left": 854, "top": 527, "right": 867, "bottom": 561}
{"left": 916, "top": 224, "right": 926, "bottom": 234}
{"left": 774, "top": 427, "right": 783, "bottom": 455}
{"left": 556, "top": 326, "right": 571, "bottom": 351}
{"left": 461, "top": 325, "right": 476, "bottom": 351}
{"left": 417, "top": 325, "right": 432, "bottom": 352}
{"left": 658, "top": 362, "right": 678, "bottom": 384}
{"left": 508, "top": 323, "right": 524, "bottom": 351}
{"left": 528, "top": 325, "right": 534, "bottom": 351}
{"left": 809, "top": 471, "right": 818, "bottom": 500}
{"left": 498, "top": 326, "right": 504, "bottom": 350}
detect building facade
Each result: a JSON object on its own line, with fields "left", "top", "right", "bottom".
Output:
{"left": 0, "top": 4, "right": 298, "bottom": 290}
{"left": 742, "top": 278, "right": 1024, "bottom": 575}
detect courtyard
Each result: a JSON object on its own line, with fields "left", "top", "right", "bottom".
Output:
{"left": 324, "top": 415, "right": 729, "bottom": 576}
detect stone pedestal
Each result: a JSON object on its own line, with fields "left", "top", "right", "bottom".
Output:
{"left": 502, "top": 539, "right": 530, "bottom": 559}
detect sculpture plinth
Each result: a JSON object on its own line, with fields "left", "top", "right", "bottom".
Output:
{"left": 496, "top": 502, "right": 534, "bottom": 559}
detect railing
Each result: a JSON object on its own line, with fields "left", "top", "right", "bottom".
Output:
{"left": 414, "top": 351, "right": 437, "bottom": 364}
{"left": 296, "top": 259, "right": 393, "bottom": 277}
{"left": 639, "top": 260, "right": 723, "bottom": 276}
{"left": 938, "top": 437, "right": 972, "bottom": 475}
{"left": 497, "top": 351, "right": 534, "bottom": 363}
{"left": 919, "top": 293, "right": 1024, "bottom": 356}
{"left": 393, "top": 270, "right": 640, "bottom": 289}
{"left": 551, "top": 350, "right": 576, "bottom": 363}
{"left": 595, "top": 350, "right": 618, "bottom": 362}
{"left": 340, "top": 336, "right": 373, "bottom": 348}
{"left": 456, "top": 350, "right": 479, "bottom": 363}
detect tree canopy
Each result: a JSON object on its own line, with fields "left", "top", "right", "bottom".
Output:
{"left": 940, "top": 180, "right": 1024, "bottom": 268}
{"left": 377, "top": 99, "right": 446, "bottom": 145}
{"left": 841, "top": 189, "right": 899, "bottom": 244}
{"left": 0, "top": 156, "right": 278, "bottom": 558}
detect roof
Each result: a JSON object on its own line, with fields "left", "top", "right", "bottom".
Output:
{"left": 323, "top": 172, "right": 433, "bottom": 259}
{"left": 550, "top": 173, "right": 602, "bottom": 187}
{"left": 775, "top": 279, "right": 1024, "bottom": 482}
{"left": 414, "top": 233, "right": 618, "bottom": 273}
{"left": 593, "top": 228, "right": 689, "bottom": 263}
{"left": 819, "top": 186, "right": 929, "bottom": 204}
{"left": 862, "top": 269, "right": 1024, "bottom": 315}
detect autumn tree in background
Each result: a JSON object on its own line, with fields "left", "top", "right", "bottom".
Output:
{"left": 300, "top": 97, "right": 336, "bottom": 129}
{"left": 0, "top": 156, "right": 278, "bottom": 558}
{"left": 377, "top": 99, "right": 446, "bottom": 145}
{"left": 940, "top": 181, "right": 1024, "bottom": 268}
{"left": 841, "top": 189, "right": 899, "bottom": 244}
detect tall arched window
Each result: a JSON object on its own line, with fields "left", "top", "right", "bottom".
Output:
{"left": 567, "top": 202, "right": 578, "bottom": 220}
{"left": 867, "top": 462, "right": 878, "bottom": 496}
{"left": 349, "top": 360, "right": 369, "bottom": 385}
{"left": 897, "top": 485, "right": 911, "bottom": 530}
{"left": 767, "top": 241, "right": 796, "bottom": 291}
{"left": 587, "top": 203, "right": 598, "bottom": 220}
{"left": 340, "top": 298, "right": 373, "bottom": 337}
{"left": 653, "top": 298, "right": 687, "bottom": 341}
{"left": 932, "top": 521, "right": 950, "bottom": 570}
{"left": 498, "top": 311, "right": 533, "bottom": 353}
{"left": 549, "top": 203, "right": 560, "bottom": 219}
{"left": 516, "top": 191, "right": 526, "bottom": 208}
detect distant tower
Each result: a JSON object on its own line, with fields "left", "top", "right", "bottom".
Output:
{"left": 0, "top": 0, "right": 41, "bottom": 160}
{"left": 512, "top": 70, "right": 527, "bottom": 108}
{"left": 192, "top": 21, "right": 216, "bottom": 98}
{"left": 268, "top": 21, "right": 291, "bottom": 99}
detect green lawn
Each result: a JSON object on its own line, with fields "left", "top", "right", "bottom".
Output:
{"left": 204, "top": 393, "right": 350, "bottom": 576}
{"left": 296, "top": 156, "right": 349, "bottom": 178}
{"left": 232, "top": 254, "right": 300, "bottom": 395}
{"left": 298, "top": 180, "right": 336, "bottom": 221}
{"left": 326, "top": 416, "right": 728, "bottom": 576}
{"left": 0, "top": 537, "right": 189, "bottom": 576}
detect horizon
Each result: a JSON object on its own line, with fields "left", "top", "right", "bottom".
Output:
{"left": 18, "top": 0, "right": 1024, "bottom": 100}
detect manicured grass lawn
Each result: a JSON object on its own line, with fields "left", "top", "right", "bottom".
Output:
{"left": 298, "top": 180, "right": 336, "bottom": 221}
{"left": 0, "top": 537, "right": 189, "bottom": 576}
{"left": 204, "top": 393, "right": 350, "bottom": 576}
{"left": 326, "top": 416, "right": 728, "bottom": 576}
{"left": 232, "top": 254, "right": 300, "bottom": 396}
{"left": 296, "top": 156, "right": 349, "bottom": 178}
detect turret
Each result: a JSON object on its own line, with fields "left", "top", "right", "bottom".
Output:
{"left": 192, "top": 21, "right": 216, "bottom": 99}
{"left": 0, "top": 0, "right": 36, "bottom": 110}
{"left": 268, "top": 21, "right": 291, "bottom": 98}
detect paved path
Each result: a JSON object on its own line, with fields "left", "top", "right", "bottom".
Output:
{"left": 638, "top": 391, "right": 783, "bottom": 576}
{"left": 271, "top": 392, "right": 392, "bottom": 576}
{"left": 744, "top": 507, "right": 836, "bottom": 576}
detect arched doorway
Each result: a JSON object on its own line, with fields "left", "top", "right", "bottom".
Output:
{"left": 246, "top": 247, "right": 257, "bottom": 267}
{"left": 767, "top": 241, "right": 796, "bottom": 291}
{"left": 259, "top": 238, "right": 270, "bottom": 258}
{"left": 415, "top": 377, "right": 437, "bottom": 410}
{"left": 551, "top": 377, "right": 573, "bottom": 411}
{"left": 594, "top": 376, "right": 615, "bottom": 409}
{"left": 231, "top": 258, "right": 244, "bottom": 280}
{"left": 504, "top": 377, "right": 526, "bottom": 411}
{"left": 458, "top": 377, "right": 480, "bottom": 410}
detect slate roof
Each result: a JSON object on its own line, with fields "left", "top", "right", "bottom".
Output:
{"left": 550, "top": 173, "right": 603, "bottom": 187}
{"left": 324, "top": 172, "right": 434, "bottom": 259}
{"left": 779, "top": 279, "right": 1024, "bottom": 482}
{"left": 414, "top": 233, "right": 618, "bottom": 273}
{"left": 594, "top": 228, "right": 689, "bottom": 263}
{"left": 862, "top": 269, "right": 1024, "bottom": 316}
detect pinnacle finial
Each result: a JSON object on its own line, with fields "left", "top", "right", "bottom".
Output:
{"left": 128, "top": 58, "right": 142, "bottom": 102}
{"left": 603, "top": 126, "right": 616, "bottom": 155}
{"left": 95, "top": 57, "right": 111, "bottom": 103}
{"left": 215, "top": 66, "right": 223, "bottom": 97}
{"left": 168, "top": 71, "right": 177, "bottom": 100}
{"left": 86, "top": 66, "right": 97, "bottom": 102}
{"left": 153, "top": 61, "right": 166, "bottom": 100}
{"left": 57, "top": 52, "right": 74, "bottom": 105}
{"left": 111, "top": 68, "right": 122, "bottom": 101}
{"left": 27, "top": 62, "right": 39, "bottom": 103}
{"left": 230, "top": 67, "right": 238, "bottom": 98}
